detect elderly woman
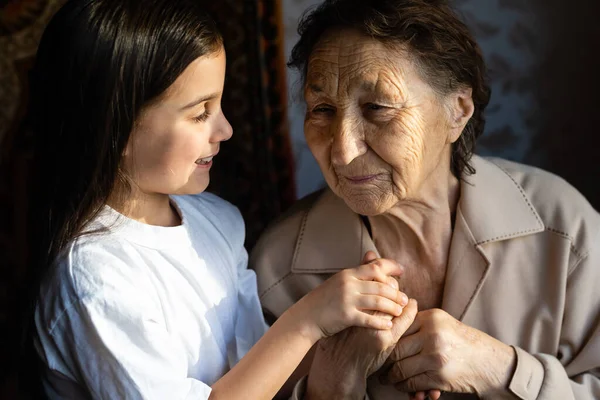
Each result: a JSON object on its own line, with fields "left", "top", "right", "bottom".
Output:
{"left": 250, "top": 0, "right": 600, "bottom": 399}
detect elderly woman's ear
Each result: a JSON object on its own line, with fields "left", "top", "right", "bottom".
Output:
{"left": 446, "top": 87, "right": 474, "bottom": 144}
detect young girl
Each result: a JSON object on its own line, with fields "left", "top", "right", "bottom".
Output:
{"left": 26, "top": 0, "right": 415, "bottom": 399}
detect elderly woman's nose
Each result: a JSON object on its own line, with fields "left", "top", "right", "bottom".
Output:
{"left": 331, "top": 119, "right": 366, "bottom": 166}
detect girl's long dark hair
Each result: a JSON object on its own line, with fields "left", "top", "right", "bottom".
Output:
{"left": 21, "top": 0, "right": 223, "bottom": 395}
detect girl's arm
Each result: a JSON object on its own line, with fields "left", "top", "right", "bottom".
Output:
{"left": 210, "top": 258, "right": 411, "bottom": 400}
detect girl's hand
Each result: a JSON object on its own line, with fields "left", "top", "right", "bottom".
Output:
{"left": 293, "top": 257, "right": 409, "bottom": 342}
{"left": 303, "top": 251, "right": 421, "bottom": 400}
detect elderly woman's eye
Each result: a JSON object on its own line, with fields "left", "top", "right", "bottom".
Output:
{"left": 312, "top": 105, "right": 335, "bottom": 114}
{"left": 365, "top": 103, "right": 385, "bottom": 111}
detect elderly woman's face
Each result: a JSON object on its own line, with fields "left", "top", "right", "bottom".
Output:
{"left": 304, "top": 29, "right": 465, "bottom": 215}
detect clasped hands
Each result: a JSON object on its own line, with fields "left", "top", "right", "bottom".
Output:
{"left": 370, "top": 252, "right": 516, "bottom": 399}
{"left": 307, "top": 251, "right": 516, "bottom": 400}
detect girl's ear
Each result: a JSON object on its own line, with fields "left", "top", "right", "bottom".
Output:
{"left": 446, "top": 87, "right": 474, "bottom": 144}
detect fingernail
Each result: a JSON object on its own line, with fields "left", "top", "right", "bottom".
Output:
{"left": 386, "top": 320, "right": 393, "bottom": 328}
{"left": 396, "top": 305, "right": 403, "bottom": 315}
{"left": 400, "top": 293, "right": 408, "bottom": 305}
{"left": 390, "top": 278, "right": 399, "bottom": 290}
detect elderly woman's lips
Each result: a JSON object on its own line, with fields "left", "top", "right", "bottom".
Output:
{"left": 345, "top": 174, "right": 380, "bottom": 183}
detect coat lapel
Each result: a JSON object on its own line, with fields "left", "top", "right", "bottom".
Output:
{"left": 441, "top": 208, "right": 490, "bottom": 320}
{"left": 441, "top": 156, "right": 545, "bottom": 320}
{"left": 291, "top": 190, "right": 378, "bottom": 274}
{"left": 290, "top": 156, "right": 545, "bottom": 321}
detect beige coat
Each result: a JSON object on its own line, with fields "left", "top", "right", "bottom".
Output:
{"left": 250, "top": 156, "right": 600, "bottom": 400}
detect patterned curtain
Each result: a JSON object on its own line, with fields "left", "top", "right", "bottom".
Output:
{"left": 205, "top": 0, "right": 296, "bottom": 248}
{"left": 0, "top": 0, "right": 294, "bottom": 396}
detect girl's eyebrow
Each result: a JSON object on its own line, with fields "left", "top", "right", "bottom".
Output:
{"left": 180, "top": 92, "right": 221, "bottom": 111}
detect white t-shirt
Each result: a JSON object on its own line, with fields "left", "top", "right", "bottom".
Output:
{"left": 34, "top": 193, "right": 269, "bottom": 399}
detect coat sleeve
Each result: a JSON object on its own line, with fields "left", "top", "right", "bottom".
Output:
{"left": 507, "top": 237, "right": 600, "bottom": 399}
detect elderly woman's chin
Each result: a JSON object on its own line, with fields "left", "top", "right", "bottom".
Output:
{"left": 332, "top": 179, "right": 400, "bottom": 216}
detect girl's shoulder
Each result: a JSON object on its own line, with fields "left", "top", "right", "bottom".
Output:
{"left": 173, "top": 193, "right": 246, "bottom": 248}
{"left": 50, "top": 233, "right": 151, "bottom": 300}
{"left": 36, "top": 233, "right": 157, "bottom": 333}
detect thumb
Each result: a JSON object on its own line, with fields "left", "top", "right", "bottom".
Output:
{"left": 362, "top": 250, "right": 378, "bottom": 263}
{"left": 380, "top": 299, "right": 418, "bottom": 370}
{"left": 390, "top": 299, "right": 418, "bottom": 340}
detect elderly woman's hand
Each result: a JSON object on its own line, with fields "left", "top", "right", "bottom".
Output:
{"left": 306, "top": 302, "right": 418, "bottom": 400}
{"left": 305, "top": 252, "right": 440, "bottom": 400}
{"left": 302, "top": 252, "right": 412, "bottom": 399}
{"left": 385, "top": 308, "right": 517, "bottom": 397}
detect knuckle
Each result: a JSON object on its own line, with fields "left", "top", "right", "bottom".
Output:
{"left": 340, "top": 269, "right": 353, "bottom": 281}
{"left": 431, "top": 352, "right": 450, "bottom": 369}
{"left": 370, "top": 310, "right": 385, "bottom": 317}
{"left": 383, "top": 283, "right": 395, "bottom": 296}
{"left": 404, "top": 377, "right": 418, "bottom": 392}
{"left": 393, "top": 362, "right": 407, "bottom": 381}
{"left": 373, "top": 282, "right": 384, "bottom": 296}
{"left": 390, "top": 346, "right": 402, "bottom": 361}
{"left": 372, "top": 317, "right": 386, "bottom": 329}
{"left": 430, "top": 308, "right": 447, "bottom": 323}
{"left": 331, "top": 274, "right": 344, "bottom": 289}
{"left": 338, "top": 276, "right": 352, "bottom": 292}
{"left": 338, "top": 269, "right": 350, "bottom": 279}
{"left": 360, "top": 314, "right": 378, "bottom": 328}
{"left": 430, "top": 331, "right": 446, "bottom": 348}
{"left": 369, "top": 260, "right": 382, "bottom": 271}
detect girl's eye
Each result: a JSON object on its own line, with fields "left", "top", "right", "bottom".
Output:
{"left": 193, "top": 110, "right": 211, "bottom": 123}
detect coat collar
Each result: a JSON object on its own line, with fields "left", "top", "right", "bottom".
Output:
{"left": 458, "top": 155, "right": 544, "bottom": 245}
{"left": 291, "top": 155, "right": 545, "bottom": 275}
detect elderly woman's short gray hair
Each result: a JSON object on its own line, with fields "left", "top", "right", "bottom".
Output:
{"left": 289, "top": 0, "right": 491, "bottom": 177}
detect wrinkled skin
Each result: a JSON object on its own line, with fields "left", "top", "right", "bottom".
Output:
{"left": 303, "top": 31, "right": 461, "bottom": 217}
{"left": 386, "top": 308, "right": 516, "bottom": 398}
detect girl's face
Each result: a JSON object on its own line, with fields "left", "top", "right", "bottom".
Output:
{"left": 123, "top": 49, "right": 232, "bottom": 197}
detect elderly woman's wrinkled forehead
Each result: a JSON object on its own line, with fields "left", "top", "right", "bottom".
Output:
{"left": 305, "top": 28, "right": 419, "bottom": 102}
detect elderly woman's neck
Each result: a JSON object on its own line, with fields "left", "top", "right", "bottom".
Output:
{"left": 367, "top": 168, "right": 460, "bottom": 269}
